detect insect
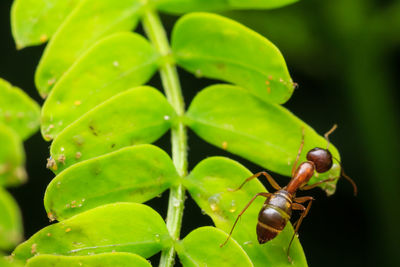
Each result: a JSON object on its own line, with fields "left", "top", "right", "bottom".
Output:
{"left": 220, "top": 124, "right": 357, "bottom": 261}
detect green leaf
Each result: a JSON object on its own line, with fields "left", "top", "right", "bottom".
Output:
{"left": 0, "top": 254, "right": 23, "bottom": 267}
{"left": 0, "top": 78, "right": 40, "bottom": 140}
{"left": 26, "top": 253, "right": 152, "bottom": 267}
{"left": 49, "top": 86, "right": 175, "bottom": 173}
{"left": 45, "top": 145, "right": 180, "bottom": 220}
{"left": 228, "top": 0, "right": 299, "bottom": 9}
{"left": 157, "top": 0, "right": 228, "bottom": 13}
{"left": 176, "top": 226, "right": 253, "bottom": 267}
{"left": 172, "top": 13, "right": 294, "bottom": 104}
{"left": 11, "top": 0, "right": 79, "bottom": 49}
{"left": 35, "top": 0, "right": 146, "bottom": 97}
{"left": 41, "top": 32, "right": 160, "bottom": 140}
{"left": 184, "top": 157, "right": 308, "bottom": 266}
{"left": 0, "top": 126, "right": 26, "bottom": 186}
{"left": 12, "top": 203, "right": 171, "bottom": 262}
{"left": 157, "top": 0, "right": 298, "bottom": 14}
{"left": 186, "top": 85, "right": 340, "bottom": 193}
{"left": 0, "top": 188, "right": 23, "bottom": 250}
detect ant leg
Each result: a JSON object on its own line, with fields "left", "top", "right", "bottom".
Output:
{"left": 291, "top": 127, "right": 305, "bottom": 177}
{"left": 220, "top": 192, "right": 271, "bottom": 247}
{"left": 289, "top": 204, "right": 305, "bottom": 235}
{"left": 287, "top": 197, "right": 314, "bottom": 262}
{"left": 300, "top": 178, "right": 336, "bottom": 191}
{"left": 229, "top": 171, "right": 281, "bottom": 192}
{"left": 289, "top": 196, "right": 314, "bottom": 230}
{"left": 293, "top": 196, "right": 315, "bottom": 203}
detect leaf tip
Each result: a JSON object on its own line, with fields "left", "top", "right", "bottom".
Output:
{"left": 39, "top": 34, "right": 48, "bottom": 43}
{"left": 43, "top": 134, "right": 53, "bottom": 141}
{"left": 323, "top": 183, "right": 337, "bottom": 196}
{"left": 15, "top": 42, "right": 25, "bottom": 50}
{"left": 46, "top": 157, "right": 58, "bottom": 171}
{"left": 47, "top": 211, "right": 57, "bottom": 222}
{"left": 39, "top": 92, "right": 48, "bottom": 99}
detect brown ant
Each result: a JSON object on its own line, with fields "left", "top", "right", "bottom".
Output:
{"left": 220, "top": 124, "right": 357, "bottom": 261}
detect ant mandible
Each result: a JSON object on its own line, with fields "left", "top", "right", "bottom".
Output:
{"left": 220, "top": 124, "right": 357, "bottom": 261}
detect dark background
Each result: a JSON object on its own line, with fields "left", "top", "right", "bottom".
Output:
{"left": 1, "top": 0, "right": 399, "bottom": 266}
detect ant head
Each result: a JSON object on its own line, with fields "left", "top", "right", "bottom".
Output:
{"left": 306, "top": 148, "right": 333, "bottom": 173}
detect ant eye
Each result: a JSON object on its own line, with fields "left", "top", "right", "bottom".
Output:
{"left": 306, "top": 148, "right": 333, "bottom": 173}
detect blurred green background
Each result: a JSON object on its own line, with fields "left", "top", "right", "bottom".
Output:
{"left": 1, "top": 0, "right": 399, "bottom": 266}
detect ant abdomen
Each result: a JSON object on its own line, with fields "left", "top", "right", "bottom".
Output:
{"left": 256, "top": 191, "right": 292, "bottom": 244}
{"left": 306, "top": 147, "right": 333, "bottom": 173}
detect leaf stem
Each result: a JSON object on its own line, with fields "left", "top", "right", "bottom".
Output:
{"left": 142, "top": 7, "right": 187, "bottom": 267}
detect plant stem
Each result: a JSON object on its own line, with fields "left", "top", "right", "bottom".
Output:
{"left": 142, "top": 7, "right": 188, "bottom": 267}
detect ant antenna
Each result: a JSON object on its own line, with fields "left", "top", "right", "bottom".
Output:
{"left": 333, "top": 156, "right": 358, "bottom": 196}
{"left": 324, "top": 124, "right": 337, "bottom": 150}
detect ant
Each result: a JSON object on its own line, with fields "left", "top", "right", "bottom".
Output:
{"left": 220, "top": 124, "right": 357, "bottom": 261}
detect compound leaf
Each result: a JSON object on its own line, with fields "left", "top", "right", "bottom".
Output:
{"left": 41, "top": 32, "right": 160, "bottom": 140}
{"left": 186, "top": 84, "right": 340, "bottom": 193}
{"left": 45, "top": 145, "right": 180, "bottom": 220}
{"left": 35, "top": 0, "right": 145, "bottom": 97}
{"left": 176, "top": 226, "right": 253, "bottom": 267}
{"left": 11, "top": 0, "right": 79, "bottom": 48}
{"left": 172, "top": 13, "right": 294, "bottom": 104}
{"left": 184, "top": 157, "right": 307, "bottom": 266}
{"left": 157, "top": 0, "right": 298, "bottom": 14}
{"left": 26, "top": 253, "right": 152, "bottom": 267}
{"left": 12, "top": 203, "right": 171, "bottom": 262}
{"left": 0, "top": 188, "right": 23, "bottom": 250}
{"left": 0, "top": 79, "right": 40, "bottom": 140}
{"left": 49, "top": 86, "right": 175, "bottom": 173}
{"left": 0, "top": 126, "right": 26, "bottom": 187}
